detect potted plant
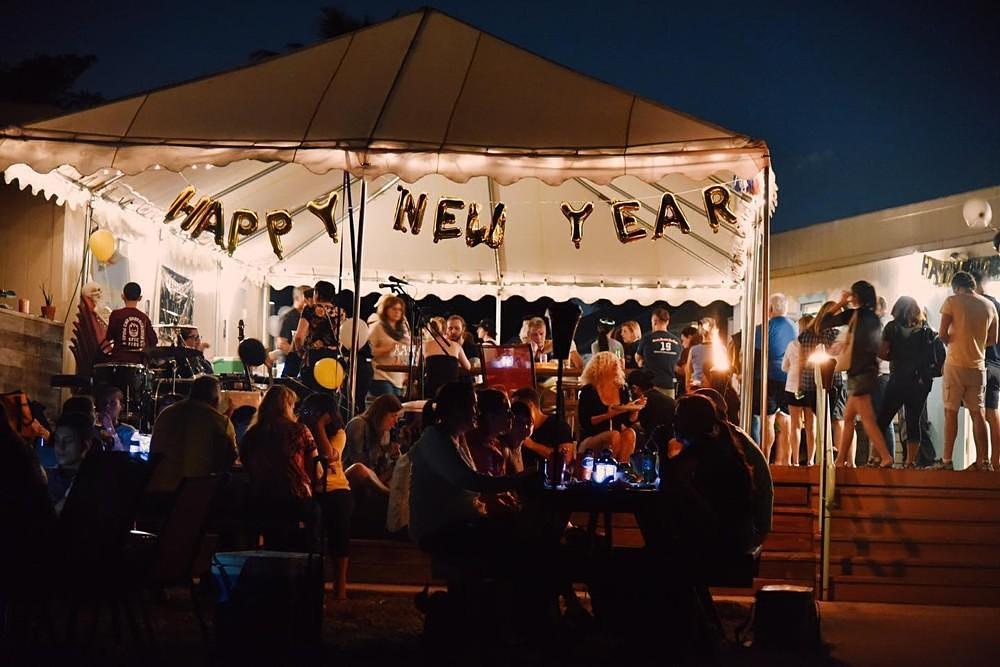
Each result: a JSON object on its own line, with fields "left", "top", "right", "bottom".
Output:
{"left": 40, "top": 284, "right": 56, "bottom": 320}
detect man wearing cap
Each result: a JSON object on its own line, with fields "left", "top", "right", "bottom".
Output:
{"left": 103, "top": 282, "right": 157, "bottom": 364}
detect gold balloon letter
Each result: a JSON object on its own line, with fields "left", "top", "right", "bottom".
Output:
{"left": 307, "top": 191, "right": 339, "bottom": 243}
{"left": 485, "top": 203, "right": 506, "bottom": 250}
{"left": 560, "top": 201, "right": 594, "bottom": 249}
{"left": 190, "top": 199, "right": 226, "bottom": 250}
{"left": 265, "top": 210, "right": 294, "bottom": 260}
{"left": 180, "top": 196, "right": 213, "bottom": 233}
{"left": 227, "top": 209, "right": 259, "bottom": 256}
{"left": 434, "top": 197, "right": 464, "bottom": 244}
{"left": 164, "top": 186, "right": 196, "bottom": 222}
{"left": 703, "top": 186, "right": 737, "bottom": 233}
{"left": 653, "top": 193, "right": 691, "bottom": 238}
{"left": 611, "top": 200, "right": 647, "bottom": 244}
{"left": 393, "top": 186, "right": 429, "bottom": 235}
{"left": 465, "top": 202, "right": 485, "bottom": 248}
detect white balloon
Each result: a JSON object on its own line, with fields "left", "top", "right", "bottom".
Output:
{"left": 339, "top": 319, "right": 370, "bottom": 349}
{"left": 267, "top": 315, "right": 283, "bottom": 337}
{"left": 963, "top": 199, "right": 993, "bottom": 228}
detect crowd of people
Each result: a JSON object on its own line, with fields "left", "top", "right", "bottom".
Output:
{"left": 758, "top": 272, "right": 1000, "bottom": 471}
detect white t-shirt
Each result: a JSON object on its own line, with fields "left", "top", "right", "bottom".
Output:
{"left": 782, "top": 339, "right": 801, "bottom": 395}
{"left": 369, "top": 321, "right": 410, "bottom": 387}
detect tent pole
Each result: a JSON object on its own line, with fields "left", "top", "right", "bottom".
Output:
{"left": 348, "top": 178, "right": 367, "bottom": 417}
{"left": 759, "top": 166, "right": 771, "bottom": 443}
{"left": 739, "top": 222, "right": 757, "bottom": 433}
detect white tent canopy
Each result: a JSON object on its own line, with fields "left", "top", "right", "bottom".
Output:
{"left": 0, "top": 8, "right": 773, "bottom": 306}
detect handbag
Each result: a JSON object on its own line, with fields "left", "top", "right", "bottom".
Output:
{"left": 833, "top": 311, "right": 858, "bottom": 373}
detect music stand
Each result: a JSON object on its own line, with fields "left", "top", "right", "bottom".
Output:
{"left": 480, "top": 344, "right": 536, "bottom": 394}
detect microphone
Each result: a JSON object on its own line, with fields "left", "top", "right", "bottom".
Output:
{"left": 387, "top": 275, "right": 409, "bottom": 285}
{"left": 378, "top": 283, "right": 397, "bottom": 289}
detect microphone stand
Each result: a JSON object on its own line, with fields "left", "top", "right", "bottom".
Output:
{"left": 388, "top": 283, "right": 422, "bottom": 401}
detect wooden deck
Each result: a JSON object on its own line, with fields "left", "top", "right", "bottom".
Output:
{"left": 346, "top": 467, "right": 1000, "bottom": 606}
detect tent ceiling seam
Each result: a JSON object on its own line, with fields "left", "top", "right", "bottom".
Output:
{"left": 110, "top": 94, "right": 151, "bottom": 169}
{"left": 438, "top": 31, "right": 484, "bottom": 152}
{"left": 292, "top": 33, "right": 357, "bottom": 163}
{"left": 362, "top": 11, "right": 430, "bottom": 163}
{"left": 624, "top": 96, "right": 637, "bottom": 158}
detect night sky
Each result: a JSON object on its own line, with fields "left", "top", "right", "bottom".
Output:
{"left": 5, "top": 0, "right": 999, "bottom": 231}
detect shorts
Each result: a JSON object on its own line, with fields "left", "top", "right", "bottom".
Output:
{"left": 847, "top": 372, "right": 878, "bottom": 397}
{"left": 318, "top": 490, "right": 354, "bottom": 558}
{"left": 942, "top": 364, "right": 986, "bottom": 412}
{"left": 986, "top": 365, "right": 1000, "bottom": 410}
{"left": 752, "top": 379, "right": 789, "bottom": 416}
{"left": 786, "top": 390, "right": 817, "bottom": 409}
{"left": 829, "top": 383, "right": 846, "bottom": 421}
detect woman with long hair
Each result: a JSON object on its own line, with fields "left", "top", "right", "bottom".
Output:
{"left": 799, "top": 301, "right": 845, "bottom": 465}
{"left": 368, "top": 294, "right": 411, "bottom": 399}
{"left": 821, "top": 281, "right": 894, "bottom": 468}
{"left": 591, "top": 318, "right": 625, "bottom": 361}
{"left": 423, "top": 316, "right": 471, "bottom": 369}
{"left": 344, "top": 394, "right": 403, "bottom": 485}
{"left": 781, "top": 314, "right": 813, "bottom": 466}
{"left": 663, "top": 394, "right": 756, "bottom": 556}
{"left": 578, "top": 351, "right": 644, "bottom": 462}
{"left": 297, "top": 393, "right": 354, "bottom": 599}
{"left": 878, "top": 296, "right": 935, "bottom": 468}
{"left": 239, "top": 385, "right": 318, "bottom": 549}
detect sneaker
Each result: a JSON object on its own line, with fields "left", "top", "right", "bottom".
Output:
{"left": 931, "top": 459, "right": 954, "bottom": 470}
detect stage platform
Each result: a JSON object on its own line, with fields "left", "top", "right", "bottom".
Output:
{"left": 345, "top": 467, "right": 1000, "bottom": 606}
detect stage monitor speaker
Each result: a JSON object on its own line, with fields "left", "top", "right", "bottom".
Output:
{"left": 545, "top": 302, "right": 582, "bottom": 360}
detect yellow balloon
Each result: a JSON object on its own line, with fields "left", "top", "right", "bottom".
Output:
{"left": 88, "top": 229, "right": 116, "bottom": 262}
{"left": 313, "top": 357, "right": 345, "bottom": 390}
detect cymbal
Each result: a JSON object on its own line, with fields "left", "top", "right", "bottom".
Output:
{"left": 144, "top": 345, "right": 203, "bottom": 359}
{"left": 151, "top": 323, "right": 203, "bottom": 328}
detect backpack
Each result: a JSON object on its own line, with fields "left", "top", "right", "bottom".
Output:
{"left": 918, "top": 326, "right": 945, "bottom": 379}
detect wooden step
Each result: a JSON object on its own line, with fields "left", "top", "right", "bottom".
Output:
{"left": 830, "top": 576, "right": 1000, "bottom": 606}
{"left": 832, "top": 516, "right": 1000, "bottom": 543}
{"left": 832, "top": 494, "right": 1000, "bottom": 521}
{"left": 830, "top": 559, "right": 1000, "bottom": 586}
{"left": 830, "top": 538, "right": 1000, "bottom": 564}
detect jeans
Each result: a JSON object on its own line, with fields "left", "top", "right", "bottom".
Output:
{"left": 877, "top": 374, "right": 931, "bottom": 446}
{"left": 368, "top": 380, "right": 403, "bottom": 399}
{"left": 750, "top": 415, "right": 761, "bottom": 446}
{"left": 854, "top": 373, "right": 896, "bottom": 464}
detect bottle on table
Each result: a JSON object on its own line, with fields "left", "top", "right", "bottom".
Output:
{"left": 580, "top": 448, "right": 595, "bottom": 481}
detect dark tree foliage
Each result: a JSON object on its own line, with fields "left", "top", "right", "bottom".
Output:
{"left": 317, "top": 6, "right": 370, "bottom": 39}
{"left": 0, "top": 54, "right": 103, "bottom": 109}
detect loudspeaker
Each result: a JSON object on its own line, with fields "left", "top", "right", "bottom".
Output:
{"left": 545, "top": 302, "right": 582, "bottom": 360}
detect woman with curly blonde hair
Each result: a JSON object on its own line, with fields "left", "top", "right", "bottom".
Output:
{"left": 578, "top": 351, "right": 645, "bottom": 461}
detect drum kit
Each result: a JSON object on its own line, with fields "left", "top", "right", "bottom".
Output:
{"left": 87, "top": 324, "right": 274, "bottom": 430}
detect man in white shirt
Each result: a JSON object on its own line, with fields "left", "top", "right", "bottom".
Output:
{"left": 938, "top": 271, "right": 998, "bottom": 470}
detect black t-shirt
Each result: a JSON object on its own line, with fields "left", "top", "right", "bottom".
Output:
{"left": 461, "top": 339, "right": 480, "bottom": 362}
{"left": 523, "top": 414, "right": 574, "bottom": 469}
{"left": 636, "top": 330, "right": 682, "bottom": 389}
{"left": 578, "top": 383, "right": 630, "bottom": 440}
{"left": 280, "top": 308, "right": 301, "bottom": 342}
{"left": 638, "top": 387, "right": 675, "bottom": 437}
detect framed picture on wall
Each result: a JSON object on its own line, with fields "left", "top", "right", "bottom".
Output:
{"left": 158, "top": 266, "right": 194, "bottom": 326}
